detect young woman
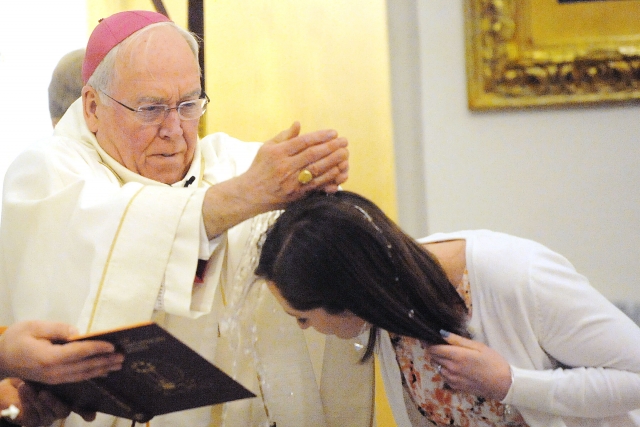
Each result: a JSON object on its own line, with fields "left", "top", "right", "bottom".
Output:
{"left": 255, "top": 190, "right": 640, "bottom": 427}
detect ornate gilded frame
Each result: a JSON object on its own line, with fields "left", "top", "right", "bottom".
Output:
{"left": 465, "top": 0, "right": 640, "bottom": 110}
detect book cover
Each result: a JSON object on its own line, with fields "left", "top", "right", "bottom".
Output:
{"left": 37, "top": 322, "right": 255, "bottom": 423}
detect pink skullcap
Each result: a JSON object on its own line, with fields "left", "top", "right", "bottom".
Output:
{"left": 82, "top": 10, "right": 172, "bottom": 83}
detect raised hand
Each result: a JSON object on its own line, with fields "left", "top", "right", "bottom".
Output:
{"left": 202, "top": 121, "right": 349, "bottom": 239}
{"left": 250, "top": 121, "right": 349, "bottom": 203}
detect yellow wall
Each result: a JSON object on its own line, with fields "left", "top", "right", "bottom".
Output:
{"left": 87, "top": 0, "right": 187, "bottom": 30}
{"left": 204, "top": 1, "right": 396, "bottom": 217}
{"left": 87, "top": 1, "right": 397, "bottom": 425}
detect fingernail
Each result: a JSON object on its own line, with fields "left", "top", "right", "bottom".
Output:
{"left": 439, "top": 329, "right": 450, "bottom": 338}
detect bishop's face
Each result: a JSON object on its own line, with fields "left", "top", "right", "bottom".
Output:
{"left": 86, "top": 25, "right": 201, "bottom": 184}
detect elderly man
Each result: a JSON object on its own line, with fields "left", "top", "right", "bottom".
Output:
{"left": 0, "top": 10, "right": 372, "bottom": 427}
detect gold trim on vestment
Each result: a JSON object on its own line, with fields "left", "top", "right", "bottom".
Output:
{"left": 86, "top": 187, "right": 145, "bottom": 332}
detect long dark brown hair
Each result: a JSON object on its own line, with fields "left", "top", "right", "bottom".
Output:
{"left": 255, "top": 191, "right": 469, "bottom": 361}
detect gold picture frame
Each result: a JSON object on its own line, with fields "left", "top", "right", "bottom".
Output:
{"left": 465, "top": 0, "right": 640, "bottom": 110}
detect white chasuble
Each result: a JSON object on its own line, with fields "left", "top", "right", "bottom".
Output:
{"left": 0, "top": 100, "right": 374, "bottom": 427}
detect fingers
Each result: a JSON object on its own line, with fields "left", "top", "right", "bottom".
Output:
{"left": 303, "top": 145, "right": 349, "bottom": 178}
{"left": 273, "top": 128, "right": 339, "bottom": 157}
{"left": 0, "top": 378, "right": 22, "bottom": 419}
{"left": 427, "top": 332, "right": 513, "bottom": 400}
{"left": 266, "top": 121, "right": 343, "bottom": 163}
{"left": 34, "top": 389, "right": 71, "bottom": 423}
{"left": 75, "top": 408, "right": 98, "bottom": 422}
{"left": 427, "top": 333, "right": 480, "bottom": 373}
{"left": 427, "top": 332, "right": 480, "bottom": 377}
{"left": 55, "top": 340, "right": 118, "bottom": 363}
{"left": 256, "top": 127, "right": 348, "bottom": 195}
{"left": 316, "top": 167, "right": 348, "bottom": 193}
{"left": 328, "top": 160, "right": 350, "bottom": 189}
{"left": 296, "top": 144, "right": 349, "bottom": 191}
{"left": 439, "top": 330, "right": 482, "bottom": 351}
{"left": 268, "top": 122, "right": 301, "bottom": 144}
{"left": 17, "top": 383, "right": 71, "bottom": 427}
{"left": 39, "top": 351, "right": 124, "bottom": 385}
{"left": 23, "top": 320, "right": 78, "bottom": 343}
{"left": 289, "top": 135, "right": 347, "bottom": 170}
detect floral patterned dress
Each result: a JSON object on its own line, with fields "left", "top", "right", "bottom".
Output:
{"left": 390, "top": 270, "right": 529, "bottom": 427}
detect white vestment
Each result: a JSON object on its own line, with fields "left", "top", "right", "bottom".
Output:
{"left": 0, "top": 99, "right": 373, "bottom": 427}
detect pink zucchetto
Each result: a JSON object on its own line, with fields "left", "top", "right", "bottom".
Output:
{"left": 82, "top": 10, "right": 171, "bottom": 83}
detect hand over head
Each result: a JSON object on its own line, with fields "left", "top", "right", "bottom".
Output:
{"left": 426, "top": 331, "right": 513, "bottom": 401}
{"left": 201, "top": 122, "right": 349, "bottom": 239}
{"left": 255, "top": 121, "right": 350, "bottom": 204}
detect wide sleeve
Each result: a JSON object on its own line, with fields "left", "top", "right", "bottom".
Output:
{"left": 501, "top": 242, "right": 640, "bottom": 418}
{"left": 0, "top": 140, "right": 203, "bottom": 333}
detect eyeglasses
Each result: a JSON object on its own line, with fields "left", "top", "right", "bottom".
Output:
{"left": 100, "top": 91, "right": 210, "bottom": 125}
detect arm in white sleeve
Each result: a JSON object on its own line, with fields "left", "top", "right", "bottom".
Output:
{"left": 502, "top": 245, "right": 640, "bottom": 418}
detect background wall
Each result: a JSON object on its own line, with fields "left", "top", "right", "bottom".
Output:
{"left": 86, "top": 0, "right": 188, "bottom": 38}
{"left": 0, "top": 0, "right": 86, "bottom": 198}
{"left": 388, "top": 1, "right": 640, "bottom": 306}
{"left": 202, "top": 0, "right": 397, "bottom": 218}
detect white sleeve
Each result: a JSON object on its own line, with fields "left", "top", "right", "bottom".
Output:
{"left": 502, "top": 245, "right": 640, "bottom": 417}
{"left": 199, "top": 215, "right": 223, "bottom": 258}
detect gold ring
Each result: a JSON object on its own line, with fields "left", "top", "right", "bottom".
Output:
{"left": 297, "top": 169, "right": 313, "bottom": 185}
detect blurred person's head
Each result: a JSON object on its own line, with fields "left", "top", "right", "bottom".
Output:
{"left": 48, "top": 49, "right": 85, "bottom": 127}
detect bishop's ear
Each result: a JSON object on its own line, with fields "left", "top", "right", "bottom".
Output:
{"left": 82, "top": 86, "right": 100, "bottom": 133}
